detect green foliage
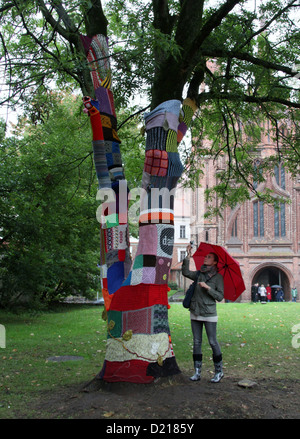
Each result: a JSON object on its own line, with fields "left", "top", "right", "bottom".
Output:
{"left": 0, "top": 93, "right": 101, "bottom": 308}
{"left": 0, "top": 0, "right": 299, "bottom": 217}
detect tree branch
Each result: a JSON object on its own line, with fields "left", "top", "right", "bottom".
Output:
{"left": 48, "top": 0, "right": 77, "bottom": 34}
{"left": 197, "top": 91, "right": 300, "bottom": 109}
{"left": 175, "top": 0, "right": 205, "bottom": 49}
{"left": 237, "top": 0, "right": 299, "bottom": 51}
{"left": 83, "top": 0, "right": 108, "bottom": 37}
{"left": 200, "top": 48, "right": 299, "bottom": 77}
{"left": 37, "top": 0, "right": 72, "bottom": 42}
{"left": 186, "top": 0, "right": 241, "bottom": 65}
{"left": 152, "top": 0, "right": 176, "bottom": 35}
{"left": 0, "top": 1, "right": 14, "bottom": 13}
{"left": 15, "top": 7, "right": 81, "bottom": 87}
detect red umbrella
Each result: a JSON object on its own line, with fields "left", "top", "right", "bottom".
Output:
{"left": 192, "top": 242, "right": 245, "bottom": 302}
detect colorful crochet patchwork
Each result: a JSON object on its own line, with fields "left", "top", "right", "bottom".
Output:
{"left": 144, "top": 150, "right": 168, "bottom": 176}
{"left": 83, "top": 33, "right": 198, "bottom": 383}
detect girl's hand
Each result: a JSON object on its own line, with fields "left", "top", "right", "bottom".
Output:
{"left": 186, "top": 244, "right": 192, "bottom": 257}
{"left": 199, "top": 281, "right": 210, "bottom": 290}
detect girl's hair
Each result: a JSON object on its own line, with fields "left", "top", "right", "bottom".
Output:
{"left": 210, "top": 252, "right": 219, "bottom": 265}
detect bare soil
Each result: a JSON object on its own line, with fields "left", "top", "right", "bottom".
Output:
{"left": 29, "top": 372, "right": 300, "bottom": 420}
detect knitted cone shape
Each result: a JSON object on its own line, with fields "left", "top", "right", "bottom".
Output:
{"left": 82, "top": 33, "right": 197, "bottom": 383}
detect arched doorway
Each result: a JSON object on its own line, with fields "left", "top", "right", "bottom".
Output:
{"left": 252, "top": 264, "right": 292, "bottom": 301}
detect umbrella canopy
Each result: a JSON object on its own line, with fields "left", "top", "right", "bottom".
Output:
{"left": 271, "top": 285, "right": 281, "bottom": 288}
{"left": 192, "top": 242, "right": 246, "bottom": 302}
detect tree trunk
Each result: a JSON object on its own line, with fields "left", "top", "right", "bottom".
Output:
{"left": 81, "top": 28, "right": 198, "bottom": 382}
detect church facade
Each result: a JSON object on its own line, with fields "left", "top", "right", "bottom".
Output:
{"left": 170, "top": 126, "right": 300, "bottom": 302}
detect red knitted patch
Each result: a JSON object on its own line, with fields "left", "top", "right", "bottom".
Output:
{"left": 102, "top": 359, "right": 154, "bottom": 383}
{"left": 90, "top": 110, "right": 104, "bottom": 141}
{"left": 109, "top": 283, "right": 169, "bottom": 311}
{"left": 144, "top": 149, "right": 168, "bottom": 176}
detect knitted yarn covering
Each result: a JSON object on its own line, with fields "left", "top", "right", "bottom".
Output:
{"left": 82, "top": 34, "right": 197, "bottom": 383}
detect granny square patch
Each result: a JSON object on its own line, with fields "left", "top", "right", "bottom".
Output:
{"left": 133, "top": 254, "right": 144, "bottom": 270}
{"left": 142, "top": 267, "right": 156, "bottom": 284}
{"left": 130, "top": 267, "right": 143, "bottom": 285}
{"left": 144, "top": 150, "right": 168, "bottom": 176}
{"left": 122, "top": 307, "right": 152, "bottom": 335}
{"left": 143, "top": 255, "right": 156, "bottom": 267}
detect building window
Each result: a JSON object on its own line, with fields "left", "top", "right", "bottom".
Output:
{"left": 259, "top": 201, "right": 264, "bottom": 236}
{"left": 231, "top": 217, "right": 238, "bottom": 237}
{"left": 180, "top": 225, "right": 186, "bottom": 239}
{"left": 180, "top": 250, "right": 186, "bottom": 262}
{"left": 274, "top": 164, "right": 285, "bottom": 189}
{"left": 205, "top": 230, "right": 209, "bottom": 242}
{"left": 275, "top": 203, "right": 286, "bottom": 237}
{"left": 253, "top": 201, "right": 264, "bottom": 237}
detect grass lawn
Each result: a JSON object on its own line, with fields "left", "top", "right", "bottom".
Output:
{"left": 0, "top": 302, "right": 299, "bottom": 418}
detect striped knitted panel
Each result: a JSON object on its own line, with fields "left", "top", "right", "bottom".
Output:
{"left": 145, "top": 127, "right": 168, "bottom": 151}
{"left": 93, "top": 140, "right": 111, "bottom": 188}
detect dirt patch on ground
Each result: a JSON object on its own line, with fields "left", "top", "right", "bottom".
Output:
{"left": 29, "top": 372, "right": 300, "bottom": 420}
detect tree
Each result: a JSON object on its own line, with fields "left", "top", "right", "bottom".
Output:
{"left": 0, "top": 93, "right": 101, "bottom": 307}
{"left": 0, "top": 0, "right": 299, "bottom": 383}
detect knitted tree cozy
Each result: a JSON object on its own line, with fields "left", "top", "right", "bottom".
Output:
{"left": 82, "top": 33, "right": 198, "bottom": 383}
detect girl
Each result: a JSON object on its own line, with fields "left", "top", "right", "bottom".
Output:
{"left": 182, "top": 244, "right": 224, "bottom": 383}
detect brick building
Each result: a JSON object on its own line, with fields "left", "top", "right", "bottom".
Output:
{"left": 169, "top": 126, "right": 300, "bottom": 302}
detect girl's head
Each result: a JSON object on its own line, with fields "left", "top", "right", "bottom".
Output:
{"left": 204, "top": 252, "right": 219, "bottom": 267}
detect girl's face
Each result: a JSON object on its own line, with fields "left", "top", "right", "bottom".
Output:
{"left": 204, "top": 253, "right": 217, "bottom": 267}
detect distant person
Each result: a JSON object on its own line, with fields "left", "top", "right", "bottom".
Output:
{"left": 258, "top": 284, "right": 267, "bottom": 302}
{"left": 251, "top": 283, "right": 259, "bottom": 302}
{"left": 276, "top": 288, "right": 284, "bottom": 302}
{"left": 291, "top": 286, "right": 297, "bottom": 302}
{"left": 266, "top": 284, "right": 272, "bottom": 302}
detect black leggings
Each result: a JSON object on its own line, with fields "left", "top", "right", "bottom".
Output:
{"left": 191, "top": 319, "right": 222, "bottom": 358}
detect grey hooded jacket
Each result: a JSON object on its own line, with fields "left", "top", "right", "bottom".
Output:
{"left": 182, "top": 257, "right": 224, "bottom": 317}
